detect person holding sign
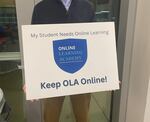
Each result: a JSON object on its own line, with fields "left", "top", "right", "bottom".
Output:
{"left": 31, "top": 0, "right": 95, "bottom": 122}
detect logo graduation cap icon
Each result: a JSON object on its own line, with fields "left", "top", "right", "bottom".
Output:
{"left": 53, "top": 38, "right": 87, "bottom": 74}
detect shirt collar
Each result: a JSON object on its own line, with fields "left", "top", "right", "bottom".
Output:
{"left": 60, "top": 0, "right": 72, "bottom": 11}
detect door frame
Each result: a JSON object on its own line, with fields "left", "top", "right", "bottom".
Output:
{"left": 111, "top": 0, "right": 138, "bottom": 121}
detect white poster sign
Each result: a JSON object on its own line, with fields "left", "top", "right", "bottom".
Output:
{"left": 22, "top": 22, "right": 119, "bottom": 100}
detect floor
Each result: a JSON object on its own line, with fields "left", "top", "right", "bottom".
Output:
{"left": 0, "top": 69, "right": 112, "bottom": 122}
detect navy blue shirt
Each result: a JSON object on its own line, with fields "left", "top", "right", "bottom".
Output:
{"left": 32, "top": 0, "right": 95, "bottom": 24}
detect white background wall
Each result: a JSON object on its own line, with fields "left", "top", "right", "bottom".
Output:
{"left": 121, "top": 0, "right": 150, "bottom": 121}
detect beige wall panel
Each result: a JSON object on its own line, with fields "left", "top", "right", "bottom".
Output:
{"left": 125, "top": 0, "right": 150, "bottom": 121}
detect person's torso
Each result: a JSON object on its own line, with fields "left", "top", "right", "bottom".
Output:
{"left": 32, "top": 0, "right": 94, "bottom": 24}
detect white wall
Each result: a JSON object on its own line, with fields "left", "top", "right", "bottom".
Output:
{"left": 122, "top": 0, "right": 150, "bottom": 121}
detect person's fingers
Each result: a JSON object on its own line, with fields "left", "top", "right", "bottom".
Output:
{"left": 30, "top": 99, "right": 39, "bottom": 102}
{"left": 22, "top": 84, "right": 39, "bottom": 102}
{"left": 23, "top": 84, "right": 26, "bottom": 93}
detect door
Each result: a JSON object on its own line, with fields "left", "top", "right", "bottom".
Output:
{"left": 0, "top": 0, "right": 122, "bottom": 122}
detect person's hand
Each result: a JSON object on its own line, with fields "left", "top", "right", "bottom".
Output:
{"left": 108, "top": 81, "right": 121, "bottom": 92}
{"left": 22, "top": 84, "right": 39, "bottom": 102}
